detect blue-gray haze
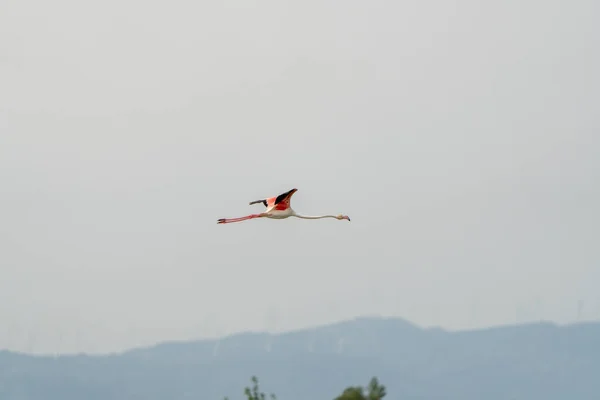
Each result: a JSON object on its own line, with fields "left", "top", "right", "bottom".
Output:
{"left": 1, "top": 0, "right": 599, "bottom": 354}
{"left": 1, "top": 317, "right": 600, "bottom": 400}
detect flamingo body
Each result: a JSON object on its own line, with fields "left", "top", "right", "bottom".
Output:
{"left": 217, "top": 188, "right": 350, "bottom": 224}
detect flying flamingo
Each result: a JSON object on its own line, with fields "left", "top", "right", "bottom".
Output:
{"left": 217, "top": 188, "right": 351, "bottom": 224}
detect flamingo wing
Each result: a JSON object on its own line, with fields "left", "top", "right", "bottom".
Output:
{"left": 273, "top": 188, "right": 298, "bottom": 211}
{"left": 250, "top": 188, "right": 298, "bottom": 212}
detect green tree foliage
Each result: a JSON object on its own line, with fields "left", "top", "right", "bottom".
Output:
{"left": 225, "top": 376, "right": 385, "bottom": 400}
{"left": 334, "top": 377, "right": 386, "bottom": 400}
{"left": 224, "top": 376, "right": 276, "bottom": 400}
{"left": 334, "top": 386, "right": 366, "bottom": 400}
{"left": 366, "top": 377, "right": 386, "bottom": 400}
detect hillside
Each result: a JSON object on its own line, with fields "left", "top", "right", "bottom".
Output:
{"left": 1, "top": 316, "right": 599, "bottom": 400}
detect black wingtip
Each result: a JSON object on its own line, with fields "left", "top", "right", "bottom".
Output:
{"left": 275, "top": 188, "right": 298, "bottom": 205}
{"left": 249, "top": 199, "right": 268, "bottom": 207}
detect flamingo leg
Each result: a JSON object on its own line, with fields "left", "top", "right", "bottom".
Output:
{"left": 217, "top": 213, "right": 264, "bottom": 224}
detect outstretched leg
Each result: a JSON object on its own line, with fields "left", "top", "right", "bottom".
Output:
{"left": 217, "top": 213, "right": 264, "bottom": 224}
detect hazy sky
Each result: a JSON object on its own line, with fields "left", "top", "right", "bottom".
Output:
{"left": 1, "top": 0, "right": 599, "bottom": 354}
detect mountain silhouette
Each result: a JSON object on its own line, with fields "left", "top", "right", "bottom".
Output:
{"left": 1, "top": 316, "right": 599, "bottom": 400}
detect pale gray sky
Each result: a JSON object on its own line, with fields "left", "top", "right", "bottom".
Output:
{"left": 1, "top": 0, "right": 599, "bottom": 354}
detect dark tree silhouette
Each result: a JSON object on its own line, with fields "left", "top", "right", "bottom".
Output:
{"left": 334, "top": 377, "right": 386, "bottom": 400}
{"left": 224, "top": 376, "right": 276, "bottom": 400}
{"left": 224, "top": 376, "right": 386, "bottom": 400}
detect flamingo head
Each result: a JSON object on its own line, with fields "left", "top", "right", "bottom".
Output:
{"left": 337, "top": 214, "right": 351, "bottom": 221}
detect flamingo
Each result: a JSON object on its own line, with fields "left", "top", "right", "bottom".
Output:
{"left": 217, "top": 188, "right": 350, "bottom": 224}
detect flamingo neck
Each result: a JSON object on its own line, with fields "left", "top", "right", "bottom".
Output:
{"left": 293, "top": 214, "right": 337, "bottom": 220}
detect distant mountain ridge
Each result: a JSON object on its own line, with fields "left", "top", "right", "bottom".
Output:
{"left": 1, "top": 316, "right": 599, "bottom": 400}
